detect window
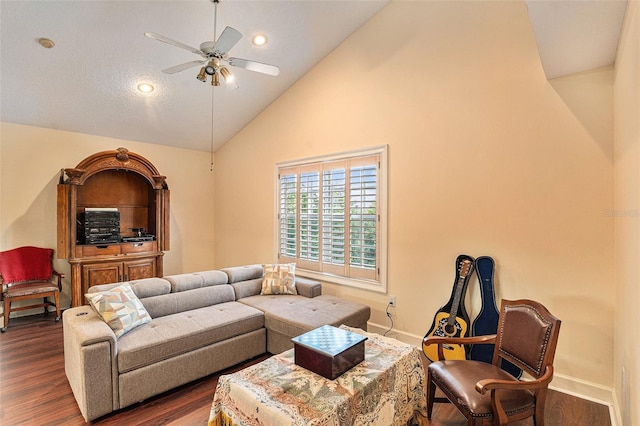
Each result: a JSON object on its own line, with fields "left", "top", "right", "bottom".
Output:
{"left": 276, "top": 146, "right": 387, "bottom": 292}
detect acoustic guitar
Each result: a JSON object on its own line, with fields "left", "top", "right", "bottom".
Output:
{"left": 469, "top": 256, "right": 522, "bottom": 378}
{"left": 423, "top": 254, "right": 474, "bottom": 362}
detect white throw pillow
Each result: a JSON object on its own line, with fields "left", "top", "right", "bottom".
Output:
{"left": 261, "top": 263, "right": 297, "bottom": 295}
{"left": 85, "top": 284, "right": 151, "bottom": 338}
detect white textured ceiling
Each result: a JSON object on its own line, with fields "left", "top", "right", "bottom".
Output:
{"left": 0, "top": 0, "right": 389, "bottom": 152}
{"left": 526, "top": 0, "right": 628, "bottom": 79}
{"left": 0, "top": 0, "right": 628, "bottom": 152}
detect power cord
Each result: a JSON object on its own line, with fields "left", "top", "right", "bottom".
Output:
{"left": 383, "top": 302, "right": 394, "bottom": 336}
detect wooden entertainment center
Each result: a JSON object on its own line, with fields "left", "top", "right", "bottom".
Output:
{"left": 57, "top": 148, "right": 169, "bottom": 307}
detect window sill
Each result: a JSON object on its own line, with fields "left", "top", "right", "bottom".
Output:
{"left": 296, "top": 268, "right": 386, "bottom": 294}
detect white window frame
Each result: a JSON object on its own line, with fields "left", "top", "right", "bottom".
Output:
{"left": 274, "top": 145, "right": 388, "bottom": 293}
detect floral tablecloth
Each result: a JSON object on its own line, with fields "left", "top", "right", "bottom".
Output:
{"left": 208, "top": 326, "right": 427, "bottom": 426}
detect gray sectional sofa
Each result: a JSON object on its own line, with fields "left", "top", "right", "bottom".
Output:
{"left": 63, "top": 264, "right": 370, "bottom": 422}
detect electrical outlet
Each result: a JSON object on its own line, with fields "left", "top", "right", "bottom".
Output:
{"left": 388, "top": 295, "right": 396, "bottom": 307}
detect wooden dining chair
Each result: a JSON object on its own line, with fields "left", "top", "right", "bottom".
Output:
{"left": 424, "top": 299, "right": 561, "bottom": 426}
{"left": 0, "top": 246, "right": 64, "bottom": 332}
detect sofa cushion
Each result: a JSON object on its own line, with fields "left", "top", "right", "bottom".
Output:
{"left": 220, "top": 264, "right": 263, "bottom": 284}
{"left": 197, "top": 270, "right": 230, "bottom": 286}
{"left": 238, "top": 294, "right": 370, "bottom": 339}
{"left": 116, "top": 301, "right": 265, "bottom": 373}
{"left": 85, "top": 284, "right": 151, "bottom": 338}
{"left": 231, "top": 278, "right": 263, "bottom": 300}
{"left": 88, "top": 277, "right": 171, "bottom": 299}
{"left": 261, "top": 263, "right": 297, "bottom": 295}
{"left": 141, "top": 285, "right": 236, "bottom": 319}
{"left": 164, "top": 270, "right": 228, "bottom": 292}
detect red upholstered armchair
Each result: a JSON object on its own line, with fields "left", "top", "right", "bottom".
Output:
{"left": 0, "top": 246, "right": 64, "bottom": 332}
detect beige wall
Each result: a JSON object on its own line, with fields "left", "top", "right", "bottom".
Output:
{"left": 0, "top": 0, "right": 627, "bottom": 411}
{"left": 0, "top": 122, "right": 215, "bottom": 308}
{"left": 613, "top": 1, "right": 640, "bottom": 424}
{"left": 214, "top": 0, "right": 615, "bottom": 390}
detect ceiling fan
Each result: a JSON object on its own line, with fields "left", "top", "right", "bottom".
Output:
{"left": 144, "top": 0, "right": 280, "bottom": 87}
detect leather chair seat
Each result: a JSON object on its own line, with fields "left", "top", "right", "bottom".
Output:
{"left": 430, "top": 360, "right": 535, "bottom": 419}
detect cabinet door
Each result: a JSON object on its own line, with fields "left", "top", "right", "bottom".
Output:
{"left": 83, "top": 262, "right": 123, "bottom": 289}
{"left": 123, "top": 258, "right": 157, "bottom": 282}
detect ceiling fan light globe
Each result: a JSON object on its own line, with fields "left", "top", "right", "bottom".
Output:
{"left": 205, "top": 65, "right": 216, "bottom": 75}
{"left": 197, "top": 67, "right": 207, "bottom": 82}
{"left": 212, "top": 71, "right": 221, "bottom": 86}
{"left": 219, "top": 66, "right": 234, "bottom": 83}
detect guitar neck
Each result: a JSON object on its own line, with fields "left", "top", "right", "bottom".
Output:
{"left": 448, "top": 276, "right": 465, "bottom": 322}
{"left": 446, "top": 259, "right": 472, "bottom": 325}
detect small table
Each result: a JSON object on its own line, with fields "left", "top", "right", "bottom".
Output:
{"left": 208, "top": 326, "right": 427, "bottom": 426}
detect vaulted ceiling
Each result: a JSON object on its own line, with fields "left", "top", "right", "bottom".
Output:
{"left": 0, "top": 0, "right": 628, "bottom": 153}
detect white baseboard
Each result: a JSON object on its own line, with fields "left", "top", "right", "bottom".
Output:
{"left": 367, "top": 321, "right": 424, "bottom": 346}
{"left": 550, "top": 374, "right": 619, "bottom": 426}
{"left": 366, "top": 321, "right": 620, "bottom": 426}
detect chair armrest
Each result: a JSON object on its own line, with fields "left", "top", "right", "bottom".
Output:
{"left": 475, "top": 365, "right": 554, "bottom": 425}
{"left": 424, "top": 334, "right": 497, "bottom": 346}
{"left": 476, "top": 365, "right": 554, "bottom": 394}
{"left": 53, "top": 270, "right": 64, "bottom": 290}
{"left": 423, "top": 334, "right": 496, "bottom": 361}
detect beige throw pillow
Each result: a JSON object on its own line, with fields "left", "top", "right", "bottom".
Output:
{"left": 261, "top": 263, "right": 297, "bottom": 295}
{"left": 85, "top": 284, "right": 151, "bottom": 338}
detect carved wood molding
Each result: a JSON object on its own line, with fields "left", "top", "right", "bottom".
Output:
{"left": 61, "top": 147, "right": 168, "bottom": 189}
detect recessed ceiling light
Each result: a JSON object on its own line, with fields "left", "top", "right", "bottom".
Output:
{"left": 252, "top": 34, "right": 268, "bottom": 46}
{"left": 137, "top": 83, "right": 154, "bottom": 93}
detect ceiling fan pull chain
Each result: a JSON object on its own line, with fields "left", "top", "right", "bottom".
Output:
{"left": 210, "top": 87, "right": 215, "bottom": 172}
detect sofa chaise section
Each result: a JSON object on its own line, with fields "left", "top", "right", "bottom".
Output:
{"left": 222, "top": 265, "right": 371, "bottom": 354}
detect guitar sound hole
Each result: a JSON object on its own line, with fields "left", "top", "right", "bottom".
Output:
{"left": 444, "top": 324, "right": 456, "bottom": 335}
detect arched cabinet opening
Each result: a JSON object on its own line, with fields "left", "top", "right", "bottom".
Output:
{"left": 57, "top": 148, "right": 170, "bottom": 307}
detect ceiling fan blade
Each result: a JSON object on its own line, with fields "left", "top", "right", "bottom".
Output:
{"left": 144, "top": 32, "right": 204, "bottom": 56}
{"left": 162, "top": 60, "right": 205, "bottom": 74}
{"left": 213, "top": 26, "right": 243, "bottom": 55}
{"left": 228, "top": 57, "right": 280, "bottom": 76}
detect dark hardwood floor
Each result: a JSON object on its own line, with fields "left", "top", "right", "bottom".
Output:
{"left": 0, "top": 314, "right": 612, "bottom": 425}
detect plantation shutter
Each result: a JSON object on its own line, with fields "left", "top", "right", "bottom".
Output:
{"left": 278, "top": 153, "right": 379, "bottom": 282}
{"left": 322, "top": 160, "right": 347, "bottom": 277}
{"left": 278, "top": 171, "right": 297, "bottom": 263}
{"left": 347, "top": 156, "right": 378, "bottom": 280}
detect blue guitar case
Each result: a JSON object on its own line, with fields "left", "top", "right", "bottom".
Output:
{"left": 469, "top": 256, "right": 522, "bottom": 378}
